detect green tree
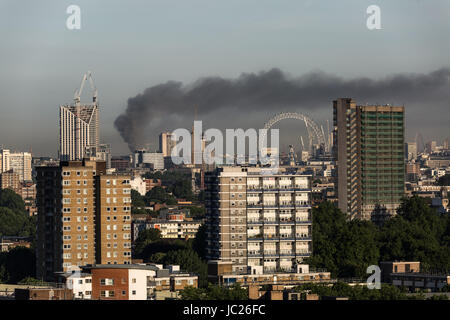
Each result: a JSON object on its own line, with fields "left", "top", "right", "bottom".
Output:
{"left": 192, "top": 224, "right": 207, "bottom": 260}
{"left": 148, "top": 248, "right": 208, "bottom": 287}
{"left": 145, "top": 186, "right": 177, "bottom": 205}
{"left": 0, "top": 189, "right": 26, "bottom": 214}
{"left": 133, "top": 229, "right": 162, "bottom": 258}
{"left": 131, "top": 189, "right": 146, "bottom": 208}
{"left": 180, "top": 283, "right": 248, "bottom": 300}
{"left": 0, "top": 207, "right": 31, "bottom": 238}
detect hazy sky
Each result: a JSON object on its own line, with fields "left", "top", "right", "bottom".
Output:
{"left": 0, "top": 0, "right": 449, "bottom": 156}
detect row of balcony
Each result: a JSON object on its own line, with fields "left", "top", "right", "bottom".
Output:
{"left": 247, "top": 219, "right": 311, "bottom": 225}
{"left": 247, "top": 234, "right": 311, "bottom": 241}
{"left": 247, "top": 251, "right": 310, "bottom": 257}
{"left": 247, "top": 185, "right": 310, "bottom": 192}
{"left": 247, "top": 202, "right": 310, "bottom": 208}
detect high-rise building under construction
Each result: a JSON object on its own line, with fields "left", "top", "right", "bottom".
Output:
{"left": 59, "top": 72, "right": 99, "bottom": 161}
{"left": 333, "top": 98, "right": 405, "bottom": 221}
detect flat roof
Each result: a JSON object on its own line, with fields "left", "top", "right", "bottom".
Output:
{"left": 81, "top": 264, "right": 160, "bottom": 271}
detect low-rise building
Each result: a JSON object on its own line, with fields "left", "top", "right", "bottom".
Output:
{"left": 208, "top": 261, "right": 332, "bottom": 288}
{"left": 380, "top": 261, "right": 450, "bottom": 292}
{"left": 0, "top": 236, "right": 32, "bottom": 252}
{"left": 15, "top": 287, "right": 73, "bottom": 300}
{"left": 79, "top": 263, "right": 198, "bottom": 300}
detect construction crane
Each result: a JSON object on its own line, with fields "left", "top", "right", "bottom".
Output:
{"left": 73, "top": 71, "right": 98, "bottom": 160}
{"left": 74, "top": 71, "right": 98, "bottom": 106}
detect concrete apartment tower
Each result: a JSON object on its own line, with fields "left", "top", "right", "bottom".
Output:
{"left": 205, "top": 166, "right": 312, "bottom": 274}
{"left": 59, "top": 72, "right": 99, "bottom": 161}
{"left": 36, "top": 160, "right": 132, "bottom": 281}
{"left": 333, "top": 98, "right": 405, "bottom": 221}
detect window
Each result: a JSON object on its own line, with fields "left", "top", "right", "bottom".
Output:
{"left": 132, "top": 290, "right": 136, "bottom": 295}
{"left": 100, "top": 279, "right": 114, "bottom": 285}
{"left": 132, "top": 278, "right": 136, "bottom": 283}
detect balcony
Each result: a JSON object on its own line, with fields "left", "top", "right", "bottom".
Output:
{"left": 247, "top": 219, "right": 263, "bottom": 225}
{"left": 279, "top": 219, "right": 295, "bottom": 224}
{"left": 295, "top": 219, "right": 312, "bottom": 224}
{"left": 279, "top": 234, "right": 295, "bottom": 241}
{"left": 248, "top": 251, "right": 263, "bottom": 257}
{"left": 248, "top": 234, "right": 263, "bottom": 241}
{"left": 247, "top": 203, "right": 263, "bottom": 208}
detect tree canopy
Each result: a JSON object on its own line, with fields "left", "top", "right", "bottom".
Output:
{"left": 180, "top": 283, "right": 248, "bottom": 300}
{"left": 306, "top": 197, "right": 450, "bottom": 278}
{"left": 0, "top": 189, "right": 35, "bottom": 238}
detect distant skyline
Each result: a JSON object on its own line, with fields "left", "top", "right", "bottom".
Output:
{"left": 0, "top": 0, "right": 449, "bottom": 156}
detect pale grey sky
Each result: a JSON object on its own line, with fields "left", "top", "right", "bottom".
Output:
{"left": 0, "top": 0, "right": 449, "bottom": 156}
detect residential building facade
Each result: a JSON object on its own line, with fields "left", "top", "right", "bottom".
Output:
{"left": 205, "top": 166, "right": 313, "bottom": 274}
{"left": 333, "top": 98, "right": 405, "bottom": 220}
{"left": 36, "top": 160, "right": 131, "bottom": 281}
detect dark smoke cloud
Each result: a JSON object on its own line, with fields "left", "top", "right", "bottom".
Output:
{"left": 115, "top": 67, "right": 450, "bottom": 151}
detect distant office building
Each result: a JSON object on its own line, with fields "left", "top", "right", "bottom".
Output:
{"left": 36, "top": 160, "right": 132, "bottom": 281}
{"left": 405, "top": 142, "right": 417, "bottom": 161}
{"left": 205, "top": 166, "right": 312, "bottom": 274}
{"left": 159, "top": 132, "right": 176, "bottom": 157}
{"left": 444, "top": 138, "right": 449, "bottom": 151}
{"left": 333, "top": 98, "right": 405, "bottom": 220}
{"left": 85, "top": 144, "right": 111, "bottom": 169}
{"left": 0, "top": 149, "right": 32, "bottom": 182}
{"left": 406, "top": 163, "right": 420, "bottom": 182}
{"left": 111, "top": 156, "right": 131, "bottom": 172}
{"left": 134, "top": 150, "right": 164, "bottom": 170}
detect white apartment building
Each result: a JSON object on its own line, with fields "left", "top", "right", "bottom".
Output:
{"left": 63, "top": 271, "right": 93, "bottom": 299}
{"left": 148, "top": 220, "right": 202, "bottom": 239}
{"left": 0, "top": 149, "right": 32, "bottom": 182}
{"left": 60, "top": 105, "right": 99, "bottom": 161}
{"left": 134, "top": 151, "right": 164, "bottom": 170}
{"left": 205, "top": 166, "right": 313, "bottom": 274}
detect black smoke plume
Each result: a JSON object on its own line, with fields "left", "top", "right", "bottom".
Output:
{"left": 114, "top": 67, "right": 450, "bottom": 151}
